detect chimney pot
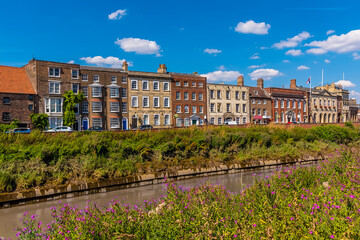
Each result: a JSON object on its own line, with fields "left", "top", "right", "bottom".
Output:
{"left": 237, "top": 75, "right": 244, "bottom": 86}
{"left": 257, "top": 78, "right": 264, "bottom": 89}
{"left": 122, "top": 61, "right": 128, "bottom": 71}
{"left": 290, "top": 79, "right": 297, "bottom": 89}
{"left": 157, "top": 64, "right": 167, "bottom": 73}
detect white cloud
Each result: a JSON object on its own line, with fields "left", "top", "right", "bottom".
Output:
{"left": 217, "top": 65, "right": 226, "bottom": 70}
{"left": 250, "top": 53, "right": 260, "bottom": 59}
{"left": 282, "top": 60, "right": 290, "bottom": 63}
{"left": 297, "top": 65, "right": 310, "bottom": 70}
{"left": 350, "top": 90, "right": 360, "bottom": 102}
{"left": 306, "top": 48, "right": 328, "bottom": 55}
{"left": 260, "top": 46, "right": 268, "bottom": 50}
{"left": 249, "top": 68, "right": 283, "bottom": 80}
{"left": 324, "top": 59, "right": 331, "bottom": 63}
{"left": 115, "top": 38, "right": 161, "bottom": 56}
{"left": 200, "top": 70, "right": 242, "bottom": 82}
{"left": 273, "top": 31, "right": 311, "bottom": 49}
{"left": 68, "top": 60, "right": 75, "bottom": 64}
{"left": 305, "top": 30, "right": 360, "bottom": 54}
{"left": 335, "top": 80, "right": 356, "bottom": 88}
{"left": 326, "top": 30, "right": 335, "bottom": 35}
{"left": 248, "top": 64, "right": 266, "bottom": 69}
{"left": 204, "top": 48, "right": 222, "bottom": 55}
{"left": 235, "top": 20, "right": 270, "bottom": 35}
{"left": 108, "top": 9, "right": 127, "bottom": 20}
{"left": 80, "top": 56, "right": 132, "bottom": 68}
{"left": 285, "top": 49, "right": 303, "bottom": 56}
{"left": 353, "top": 52, "right": 360, "bottom": 60}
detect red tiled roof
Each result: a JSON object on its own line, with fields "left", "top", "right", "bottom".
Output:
{"left": 0, "top": 65, "right": 35, "bottom": 94}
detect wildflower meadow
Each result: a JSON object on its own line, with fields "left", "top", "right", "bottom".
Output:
{"left": 15, "top": 145, "right": 360, "bottom": 239}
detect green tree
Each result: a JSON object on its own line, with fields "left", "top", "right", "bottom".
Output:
{"left": 63, "top": 90, "right": 84, "bottom": 127}
{"left": 30, "top": 113, "right": 49, "bottom": 130}
{"left": 0, "top": 119, "right": 20, "bottom": 132}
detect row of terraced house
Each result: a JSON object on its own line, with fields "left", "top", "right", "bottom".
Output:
{"left": 0, "top": 59, "right": 358, "bottom": 130}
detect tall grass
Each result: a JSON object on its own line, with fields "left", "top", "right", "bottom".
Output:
{"left": 0, "top": 125, "right": 359, "bottom": 192}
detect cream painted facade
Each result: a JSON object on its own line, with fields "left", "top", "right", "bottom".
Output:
{"left": 310, "top": 89, "right": 338, "bottom": 123}
{"left": 128, "top": 67, "right": 172, "bottom": 129}
{"left": 207, "top": 83, "right": 250, "bottom": 125}
{"left": 315, "top": 83, "right": 350, "bottom": 122}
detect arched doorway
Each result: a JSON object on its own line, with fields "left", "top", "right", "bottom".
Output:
{"left": 324, "top": 113, "right": 327, "bottom": 123}
{"left": 122, "top": 118, "right": 128, "bottom": 130}
{"left": 313, "top": 113, "right": 317, "bottom": 123}
{"left": 319, "top": 113, "right": 322, "bottom": 123}
{"left": 328, "top": 114, "right": 331, "bottom": 123}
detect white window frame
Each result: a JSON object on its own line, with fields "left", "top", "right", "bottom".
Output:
{"left": 199, "top": 93, "right": 203, "bottom": 101}
{"left": 92, "top": 118, "right": 102, "bottom": 127}
{"left": 45, "top": 98, "right": 63, "bottom": 113}
{"left": 49, "top": 81, "right": 61, "bottom": 94}
{"left": 153, "top": 81, "right": 159, "bottom": 91}
{"left": 110, "top": 88, "right": 119, "bottom": 98}
{"left": 142, "top": 80, "right": 149, "bottom": 90}
{"left": 49, "top": 67, "right": 61, "bottom": 77}
{"left": 110, "top": 118, "right": 120, "bottom": 128}
{"left": 131, "top": 96, "right": 138, "bottom": 107}
{"left": 49, "top": 117, "right": 63, "bottom": 128}
{"left": 192, "top": 82, "right": 196, "bottom": 87}
{"left": 154, "top": 114, "right": 160, "bottom": 126}
{"left": 210, "top": 103, "right": 215, "bottom": 112}
{"left": 93, "top": 75, "right": 99, "bottom": 83}
{"left": 143, "top": 96, "right": 149, "bottom": 107}
{"left": 122, "top": 102, "right": 128, "bottom": 113}
{"left": 184, "top": 81, "right": 189, "bottom": 87}
{"left": 110, "top": 102, "right": 120, "bottom": 112}
{"left": 82, "top": 86, "right": 88, "bottom": 97}
{"left": 92, "top": 86, "right": 102, "bottom": 97}
{"left": 72, "top": 83, "right": 79, "bottom": 94}
{"left": 164, "top": 114, "right": 170, "bottom": 126}
{"left": 82, "top": 101, "right": 88, "bottom": 113}
{"left": 121, "top": 88, "right": 127, "bottom": 98}
{"left": 198, "top": 82, "right": 203, "bottom": 87}
{"left": 121, "top": 76, "right": 127, "bottom": 83}
{"left": 131, "top": 80, "right": 138, "bottom": 90}
{"left": 192, "top": 106, "right": 197, "bottom": 113}
{"left": 111, "top": 76, "right": 117, "bottom": 84}
{"left": 199, "top": 106, "right": 203, "bottom": 114}
{"left": 176, "top": 105, "right": 181, "bottom": 113}
{"left": 153, "top": 97, "right": 160, "bottom": 107}
{"left": 82, "top": 74, "right": 88, "bottom": 81}
{"left": 143, "top": 114, "right": 150, "bottom": 125}
{"left": 163, "top": 82, "right": 170, "bottom": 91}
{"left": 176, "top": 91, "right": 181, "bottom": 100}
{"left": 164, "top": 97, "right": 170, "bottom": 108}
{"left": 192, "top": 92, "right": 196, "bottom": 101}
{"left": 176, "top": 81, "right": 181, "bottom": 86}
{"left": 71, "top": 69, "right": 79, "bottom": 79}
{"left": 185, "top": 105, "right": 189, "bottom": 113}
{"left": 184, "top": 92, "right": 189, "bottom": 100}
{"left": 92, "top": 101, "right": 102, "bottom": 112}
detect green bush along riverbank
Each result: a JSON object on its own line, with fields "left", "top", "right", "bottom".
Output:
{"left": 0, "top": 124, "right": 359, "bottom": 193}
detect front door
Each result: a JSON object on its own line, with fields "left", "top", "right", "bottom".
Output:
{"left": 82, "top": 118, "right": 88, "bottom": 130}
{"left": 192, "top": 120, "right": 197, "bottom": 125}
{"left": 122, "top": 118, "right": 128, "bottom": 130}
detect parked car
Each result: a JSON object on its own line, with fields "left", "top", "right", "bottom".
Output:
{"left": 138, "top": 125, "right": 153, "bottom": 130}
{"left": 87, "top": 126, "right": 103, "bottom": 132}
{"left": 5, "top": 128, "right": 31, "bottom": 133}
{"left": 45, "top": 126, "right": 73, "bottom": 132}
{"left": 224, "top": 121, "right": 238, "bottom": 125}
{"left": 287, "top": 121, "right": 298, "bottom": 124}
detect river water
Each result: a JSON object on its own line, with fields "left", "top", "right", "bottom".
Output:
{"left": 0, "top": 164, "right": 310, "bottom": 239}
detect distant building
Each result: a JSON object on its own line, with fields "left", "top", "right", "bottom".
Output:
{"left": 0, "top": 65, "right": 36, "bottom": 127}
{"left": 315, "top": 83, "right": 349, "bottom": 122}
{"left": 170, "top": 72, "right": 207, "bottom": 127}
{"left": 207, "top": 75, "right": 250, "bottom": 125}
{"left": 127, "top": 64, "right": 172, "bottom": 129}
{"left": 264, "top": 80, "right": 307, "bottom": 123}
{"left": 291, "top": 79, "right": 338, "bottom": 123}
{"left": 349, "top": 98, "right": 359, "bottom": 122}
{"left": 249, "top": 78, "right": 272, "bottom": 124}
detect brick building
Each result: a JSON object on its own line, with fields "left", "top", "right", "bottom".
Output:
{"left": 207, "top": 75, "right": 250, "bottom": 125}
{"left": 249, "top": 78, "right": 272, "bottom": 124}
{"left": 127, "top": 64, "right": 172, "bottom": 129}
{"left": 0, "top": 65, "right": 36, "bottom": 126}
{"left": 170, "top": 72, "right": 207, "bottom": 126}
{"left": 264, "top": 80, "right": 307, "bottom": 123}
{"left": 24, "top": 59, "right": 127, "bottom": 130}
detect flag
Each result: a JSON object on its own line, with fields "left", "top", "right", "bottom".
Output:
{"left": 306, "top": 77, "right": 311, "bottom": 84}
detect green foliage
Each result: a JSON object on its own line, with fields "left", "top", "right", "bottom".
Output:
{"left": 30, "top": 113, "right": 49, "bottom": 130}
{"left": 16, "top": 147, "right": 360, "bottom": 239}
{"left": 345, "top": 121, "right": 355, "bottom": 129}
{"left": 63, "top": 90, "right": 84, "bottom": 127}
{"left": 0, "top": 172, "right": 16, "bottom": 192}
{"left": 0, "top": 125, "right": 359, "bottom": 192}
{"left": 0, "top": 119, "right": 20, "bottom": 132}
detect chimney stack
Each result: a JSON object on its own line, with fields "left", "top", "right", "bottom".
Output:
{"left": 257, "top": 78, "right": 264, "bottom": 89}
{"left": 122, "top": 61, "right": 128, "bottom": 71}
{"left": 290, "top": 79, "right": 297, "bottom": 89}
{"left": 157, "top": 64, "right": 167, "bottom": 74}
{"left": 237, "top": 75, "right": 244, "bottom": 86}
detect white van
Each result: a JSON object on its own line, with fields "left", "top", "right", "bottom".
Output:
{"left": 224, "top": 121, "right": 237, "bottom": 125}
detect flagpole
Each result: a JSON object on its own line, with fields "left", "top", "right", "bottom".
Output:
{"left": 310, "top": 77, "right": 312, "bottom": 123}
{"left": 322, "top": 69, "right": 324, "bottom": 89}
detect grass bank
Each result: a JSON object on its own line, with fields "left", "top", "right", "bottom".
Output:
{"left": 0, "top": 124, "right": 359, "bottom": 193}
{"left": 16, "top": 145, "right": 360, "bottom": 239}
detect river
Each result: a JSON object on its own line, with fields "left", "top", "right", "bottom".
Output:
{"left": 0, "top": 163, "right": 310, "bottom": 239}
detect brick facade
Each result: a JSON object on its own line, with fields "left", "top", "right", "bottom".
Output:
{"left": 171, "top": 73, "right": 207, "bottom": 126}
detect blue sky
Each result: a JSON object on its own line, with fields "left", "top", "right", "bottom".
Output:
{"left": 1, "top": 0, "right": 360, "bottom": 100}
